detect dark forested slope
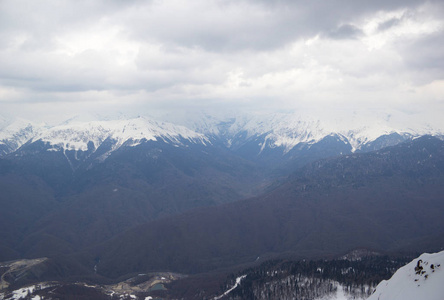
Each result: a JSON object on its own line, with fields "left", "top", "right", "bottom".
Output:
{"left": 89, "top": 136, "right": 444, "bottom": 278}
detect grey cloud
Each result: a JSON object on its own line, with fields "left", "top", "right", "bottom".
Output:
{"left": 326, "top": 24, "right": 363, "bottom": 40}
{"left": 399, "top": 30, "right": 444, "bottom": 83}
{"left": 377, "top": 17, "right": 402, "bottom": 32}
{"left": 1, "top": 0, "right": 444, "bottom": 119}
{"left": 128, "top": 0, "right": 438, "bottom": 52}
{"left": 0, "top": 0, "right": 438, "bottom": 53}
{"left": 0, "top": 0, "right": 139, "bottom": 49}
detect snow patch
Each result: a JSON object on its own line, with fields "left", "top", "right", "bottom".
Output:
{"left": 0, "top": 283, "right": 53, "bottom": 300}
{"left": 213, "top": 275, "right": 247, "bottom": 300}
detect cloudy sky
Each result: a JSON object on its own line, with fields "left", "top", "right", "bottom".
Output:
{"left": 1, "top": 0, "right": 443, "bottom": 123}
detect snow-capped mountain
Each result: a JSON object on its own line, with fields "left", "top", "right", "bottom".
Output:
{"left": 0, "top": 117, "right": 209, "bottom": 159}
{"left": 166, "top": 110, "right": 443, "bottom": 155}
{"left": 368, "top": 251, "right": 444, "bottom": 300}
{"left": 0, "top": 118, "right": 45, "bottom": 155}
{"left": 1, "top": 112, "right": 443, "bottom": 169}
{"left": 32, "top": 117, "right": 209, "bottom": 152}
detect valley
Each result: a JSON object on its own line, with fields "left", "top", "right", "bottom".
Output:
{"left": 2, "top": 0, "right": 444, "bottom": 297}
{"left": 0, "top": 258, "right": 47, "bottom": 290}
{"left": 0, "top": 114, "right": 443, "bottom": 299}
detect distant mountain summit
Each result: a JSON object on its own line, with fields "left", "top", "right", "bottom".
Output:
{"left": 166, "top": 111, "right": 443, "bottom": 171}
{"left": 0, "top": 118, "right": 44, "bottom": 155}
{"left": 2, "top": 112, "right": 441, "bottom": 170}
{"left": 184, "top": 111, "right": 442, "bottom": 151}
{"left": 0, "top": 117, "right": 209, "bottom": 161}
{"left": 28, "top": 117, "right": 209, "bottom": 164}
{"left": 33, "top": 117, "right": 209, "bottom": 151}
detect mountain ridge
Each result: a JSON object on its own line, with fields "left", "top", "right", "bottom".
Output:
{"left": 1, "top": 113, "right": 442, "bottom": 161}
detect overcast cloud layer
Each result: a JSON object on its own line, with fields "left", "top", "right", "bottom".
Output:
{"left": 0, "top": 0, "right": 443, "bottom": 124}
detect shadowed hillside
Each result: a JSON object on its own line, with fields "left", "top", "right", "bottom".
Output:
{"left": 87, "top": 136, "right": 444, "bottom": 278}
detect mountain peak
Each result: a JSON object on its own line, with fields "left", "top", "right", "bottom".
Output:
{"left": 1, "top": 112, "right": 443, "bottom": 163}
{"left": 0, "top": 118, "right": 46, "bottom": 154}
{"left": 31, "top": 117, "right": 209, "bottom": 153}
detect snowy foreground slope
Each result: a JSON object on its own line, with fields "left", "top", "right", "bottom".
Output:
{"left": 367, "top": 251, "right": 444, "bottom": 300}
{"left": 220, "top": 250, "right": 443, "bottom": 300}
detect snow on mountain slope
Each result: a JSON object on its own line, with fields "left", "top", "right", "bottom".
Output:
{"left": 240, "top": 114, "right": 334, "bottom": 153}
{"left": 159, "top": 110, "right": 251, "bottom": 140}
{"left": 1, "top": 111, "right": 442, "bottom": 158}
{"left": 0, "top": 119, "right": 45, "bottom": 154}
{"left": 367, "top": 251, "right": 444, "bottom": 300}
{"left": 242, "top": 111, "right": 444, "bottom": 153}
{"left": 33, "top": 117, "right": 209, "bottom": 152}
{"left": 169, "top": 110, "right": 443, "bottom": 153}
